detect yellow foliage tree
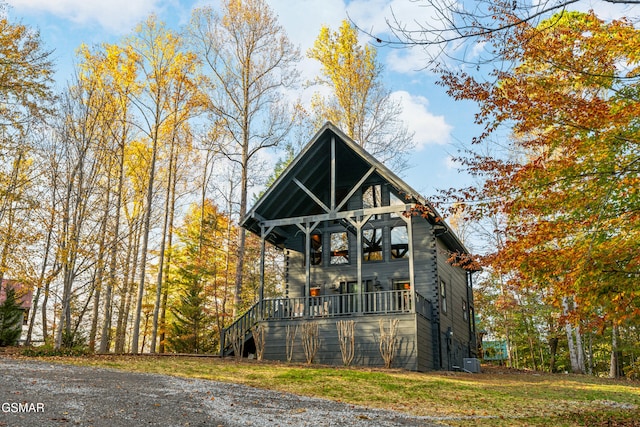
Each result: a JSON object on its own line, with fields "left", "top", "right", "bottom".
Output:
{"left": 308, "top": 20, "right": 414, "bottom": 170}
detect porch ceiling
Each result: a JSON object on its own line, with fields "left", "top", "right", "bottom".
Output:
{"left": 243, "top": 122, "right": 471, "bottom": 256}
{"left": 243, "top": 126, "right": 378, "bottom": 244}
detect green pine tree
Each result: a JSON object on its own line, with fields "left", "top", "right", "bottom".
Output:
{"left": 0, "top": 286, "right": 24, "bottom": 346}
{"left": 167, "top": 277, "right": 213, "bottom": 354}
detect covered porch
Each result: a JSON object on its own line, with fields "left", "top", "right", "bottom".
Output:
{"left": 220, "top": 289, "right": 433, "bottom": 357}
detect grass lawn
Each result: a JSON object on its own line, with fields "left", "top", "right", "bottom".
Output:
{"left": 12, "top": 353, "right": 640, "bottom": 426}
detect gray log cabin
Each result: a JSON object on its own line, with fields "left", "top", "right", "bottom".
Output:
{"left": 221, "top": 122, "right": 478, "bottom": 371}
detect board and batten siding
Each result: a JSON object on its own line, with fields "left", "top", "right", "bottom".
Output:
{"left": 409, "top": 216, "right": 441, "bottom": 369}
{"left": 260, "top": 313, "right": 419, "bottom": 370}
{"left": 435, "top": 237, "right": 473, "bottom": 369}
{"left": 416, "top": 313, "right": 434, "bottom": 371}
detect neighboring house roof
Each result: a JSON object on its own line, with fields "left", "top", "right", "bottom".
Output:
{"left": 242, "top": 121, "right": 470, "bottom": 255}
{"left": 0, "top": 279, "right": 33, "bottom": 310}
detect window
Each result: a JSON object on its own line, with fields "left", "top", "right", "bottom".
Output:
{"left": 462, "top": 299, "right": 468, "bottom": 321}
{"left": 330, "top": 232, "right": 349, "bottom": 264}
{"left": 390, "top": 225, "right": 408, "bottom": 259}
{"left": 440, "top": 279, "right": 447, "bottom": 314}
{"left": 389, "top": 191, "right": 405, "bottom": 218}
{"left": 310, "top": 233, "right": 322, "bottom": 265}
{"left": 338, "top": 280, "right": 358, "bottom": 313}
{"left": 393, "top": 280, "right": 411, "bottom": 311}
{"left": 362, "top": 184, "right": 382, "bottom": 219}
{"left": 362, "top": 227, "right": 383, "bottom": 261}
{"left": 393, "top": 280, "right": 411, "bottom": 291}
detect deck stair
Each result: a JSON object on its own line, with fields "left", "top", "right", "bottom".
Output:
{"left": 220, "top": 301, "right": 261, "bottom": 357}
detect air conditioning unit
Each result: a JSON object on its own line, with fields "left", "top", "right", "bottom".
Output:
{"left": 463, "top": 358, "right": 481, "bottom": 373}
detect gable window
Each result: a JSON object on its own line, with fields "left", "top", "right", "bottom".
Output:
{"left": 363, "top": 184, "right": 382, "bottom": 219}
{"left": 362, "top": 227, "right": 383, "bottom": 262}
{"left": 390, "top": 225, "right": 408, "bottom": 259}
{"left": 389, "top": 191, "right": 405, "bottom": 218}
{"left": 330, "top": 232, "right": 349, "bottom": 264}
{"left": 440, "top": 279, "right": 447, "bottom": 314}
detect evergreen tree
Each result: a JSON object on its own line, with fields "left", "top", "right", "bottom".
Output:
{"left": 167, "top": 277, "right": 212, "bottom": 354}
{"left": 0, "top": 286, "right": 24, "bottom": 346}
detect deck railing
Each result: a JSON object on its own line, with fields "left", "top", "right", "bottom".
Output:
{"left": 261, "top": 289, "right": 413, "bottom": 320}
{"left": 221, "top": 289, "right": 425, "bottom": 356}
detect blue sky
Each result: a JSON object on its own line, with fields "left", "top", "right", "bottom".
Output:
{"left": 4, "top": 0, "right": 482, "bottom": 198}
{"left": 4, "top": 0, "right": 635, "bottom": 202}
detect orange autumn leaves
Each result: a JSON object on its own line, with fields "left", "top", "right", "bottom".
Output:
{"left": 442, "top": 11, "right": 640, "bottom": 326}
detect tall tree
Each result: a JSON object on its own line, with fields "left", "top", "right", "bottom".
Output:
{"left": 53, "top": 67, "right": 114, "bottom": 350}
{"left": 0, "top": 16, "right": 54, "bottom": 285}
{"left": 307, "top": 19, "right": 414, "bottom": 170}
{"left": 76, "top": 42, "right": 141, "bottom": 353}
{"left": 369, "top": 0, "right": 640, "bottom": 65}
{"left": 167, "top": 200, "right": 232, "bottom": 353}
{"left": 188, "top": 0, "right": 301, "bottom": 315}
{"left": 440, "top": 11, "right": 640, "bottom": 374}
{"left": 0, "top": 16, "right": 53, "bottom": 132}
{"left": 127, "top": 16, "right": 201, "bottom": 353}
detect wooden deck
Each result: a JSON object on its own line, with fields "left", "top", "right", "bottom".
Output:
{"left": 221, "top": 290, "right": 433, "bottom": 358}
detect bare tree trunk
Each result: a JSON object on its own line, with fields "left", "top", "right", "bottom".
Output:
{"left": 222, "top": 176, "right": 236, "bottom": 329}
{"left": 25, "top": 197, "right": 57, "bottom": 345}
{"left": 89, "top": 188, "right": 110, "bottom": 352}
{"left": 99, "top": 143, "right": 126, "bottom": 353}
{"left": 150, "top": 137, "right": 176, "bottom": 353}
{"left": 158, "top": 149, "right": 178, "bottom": 354}
{"left": 523, "top": 314, "right": 538, "bottom": 371}
{"left": 55, "top": 175, "right": 76, "bottom": 350}
{"left": 562, "top": 297, "right": 584, "bottom": 374}
{"left": 233, "top": 159, "right": 248, "bottom": 316}
{"left": 575, "top": 324, "right": 585, "bottom": 373}
{"left": 114, "top": 214, "right": 136, "bottom": 353}
{"left": 131, "top": 131, "right": 159, "bottom": 354}
{"left": 41, "top": 278, "right": 51, "bottom": 342}
{"left": 548, "top": 336, "right": 558, "bottom": 373}
{"left": 609, "top": 324, "right": 621, "bottom": 379}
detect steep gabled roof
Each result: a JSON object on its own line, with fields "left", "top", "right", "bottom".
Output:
{"left": 243, "top": 122, "right": 469, "bottom": 254}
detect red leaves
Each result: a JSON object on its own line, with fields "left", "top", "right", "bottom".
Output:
{"left": 439, "top": 10, "right": 640, "bottom": 325}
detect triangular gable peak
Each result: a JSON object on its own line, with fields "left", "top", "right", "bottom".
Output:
{"left": 243, "top": 122, "right": 467, "bottom": 255}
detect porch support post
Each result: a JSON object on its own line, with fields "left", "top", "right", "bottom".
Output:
{"left": 356, "top": 218, "right": 362, "bottom": 311}
{"left": 406, "top": 216, "right": 416, "bottom": 313}
{"left": 296, "top": 221, "right": 319, "bottom": 318}
{"left": 258, "top": 225, "right": 274, "bottom": 305}
{"left": 346, "top": 214, "right": 370, "bottom": 313}
{"left": 304, "top": 222, "right": 311, "bottom": 317}
{"left": 331, "top": 136, "right": 336, "bottom": 210}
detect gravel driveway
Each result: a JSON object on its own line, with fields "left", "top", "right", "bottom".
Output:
{"left": 0, "top": 358, "right": 443, "bottom": 427}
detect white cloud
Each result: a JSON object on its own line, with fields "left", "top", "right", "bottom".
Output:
{"left": 390, "top": 90, "right": 452, "bottom": 148}
{"left": 7, "top": 0, "right": 162, "bottom": 33}
{"left": 386, "top": 48, "right": 432, "bottom": 74}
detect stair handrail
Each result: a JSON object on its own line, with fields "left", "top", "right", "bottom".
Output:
{"left": 220, "top": 300, "right": 262, "bottom": 356}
